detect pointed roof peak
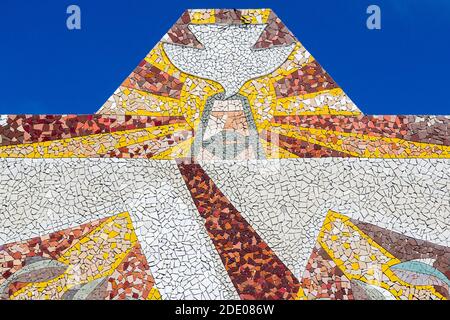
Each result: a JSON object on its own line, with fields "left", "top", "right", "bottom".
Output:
{"left": 98, "top": 9, "right": 362, "bottom": 116}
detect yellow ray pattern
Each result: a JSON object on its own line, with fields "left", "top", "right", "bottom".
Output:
{"left": 265, "top": 123, "right": 450, "bottom": 158}
{"left": 273, "top": 88, "right": 361, "bottom": 116}
{"left": 0, "top": 123, "right": 193, "bottom": 158}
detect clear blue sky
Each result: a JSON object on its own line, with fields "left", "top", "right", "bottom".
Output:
{"left": 0, "top": 0, "right": 449, "bottom": 115}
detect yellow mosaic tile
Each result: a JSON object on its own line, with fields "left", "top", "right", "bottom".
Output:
{"left": 179, "top": 77, "right": 223, "bottom": 129}
{"left": 295, "top": 287, "right": 307, "bottom": 300}
{"left": 147, "top": 287, "right": 162, "bottom": 300}
{"left": 269, "top": 42, "right": 312, "bottom": 80}
{"left": 273, "top": 89, "right": 360, "bottom": 116}
{"left": 189, "top": 9, "right": 216, "bottom": 24}
{"left": 240, "top": 77, "right": 276, "bottom": 129}
{"left": 145, "top": 43, "right": 187, "bottom": 82}
{"left": 240, "top": 9, "right": 271, "bottom": 24}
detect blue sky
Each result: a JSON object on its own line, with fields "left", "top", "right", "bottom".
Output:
{"left": 0, "top": 0, "right": 449, "bottom": 115}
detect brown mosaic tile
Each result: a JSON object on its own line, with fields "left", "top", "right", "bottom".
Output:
{"left": 163, "top": 10, "right": 203, "bottom": 48}
{"left": 101, "top": 129, "right": 193, "bottom": 159}
{"left": 123, "top": 60, "right": 184, "bottom": 98}
{"left": 0, "top": 217, "right": 107, "bottom": 284}
{"left": 214, "top": 9, "right": 242, "bottom": 24}
{"left": 253, "top": 10, "right": 296, "bottom": 49}
{"left": 274, "top": 60, "right": 338, "bottom": 98}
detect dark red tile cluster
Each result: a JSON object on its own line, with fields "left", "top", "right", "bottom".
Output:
{"left": 273, "top": 115, "right": 450, "bottom": 146}
{"left": 164, "top": 10, "right": 203, "bottom": 49}
{"left": 214, "top": 9, "right": 243, "bottom": 23}
{"left": 253, "top": 10, "right": 296, "bottom": 49}
{"left": 124, "top": 60, "right": 184, "bottom": 98}
{"left": 274, "top": 60, "right": 338, "bottom": 98}
{"left": 260, "top": 129, "right": 352, "bottom": 157}
{"left": 0, "top": 115, "right": 187, "bottom": 147}
{"left": 177, "top": 160, "right": 300, "bottom": 300}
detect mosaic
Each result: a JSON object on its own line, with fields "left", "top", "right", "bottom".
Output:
{"left": 0, "top": 9, "right": 449, "bottom": 300}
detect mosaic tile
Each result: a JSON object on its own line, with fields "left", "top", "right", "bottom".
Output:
{"left": 107, "top": 242, "right": 159, "bottom": 300}
{"left": 200, "top": 158, "right": 450, "bottom": 280}
{"left": 161, "top": 10, "right": 203, "bottom": 49}
{"left": 0, "top": 123, "right": 193, "bottom": 158}
{"left": 163, "top": 24, "right": 296, "bottom": 98}
{"left": 266, "top": 123, "right": 450, "bottom": 158}
{"left": 0, "top": 9, "right": 448, "bottom": 300}
{"left": 273, "top": 115, "right": 450, "bottom": 146}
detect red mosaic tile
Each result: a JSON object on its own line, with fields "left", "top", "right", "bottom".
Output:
{"left": 0, "top": 217, "right": 107, "bottom": 294}
{"left": 178, "top": 160, "right": 300, "bottom": 300}
{"left": 274, "top": 60, "right": 338, "bottom": 98}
